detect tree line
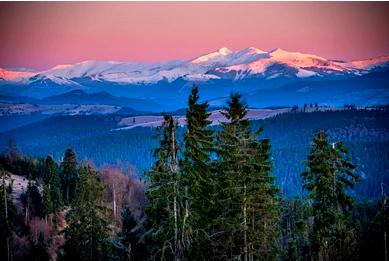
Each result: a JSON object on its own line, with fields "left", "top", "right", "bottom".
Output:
{"left": 0, "top": 86, "right": 388, "bottom": 260}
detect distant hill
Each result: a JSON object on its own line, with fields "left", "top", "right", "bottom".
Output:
{"left": 38, "top": 90, "right": 165, "bottom": 112}
{"left": 0, "top": 94, "right": 38, "bottom": 104}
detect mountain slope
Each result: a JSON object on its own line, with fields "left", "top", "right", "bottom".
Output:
{"left": 38, "top": 90, "right": 165, "bottom": 111}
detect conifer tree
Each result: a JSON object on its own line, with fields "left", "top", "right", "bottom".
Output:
{"left": 0, "top": 167, "right": 17, "bottom": 261}
{"left": 280, "top": 198, "right": 310, "bottom": 261}
{"left": 42, "top": 183, "right": 52, "bottom": 223}
{"left": 22, "top": 179, "right": 43, "bottom": 220}
{"left": 146, "top": 115, "right": 183, "bottom": 260}
{"left": 286, "top": 239, "right": 299, "bottom": 261}
{"left": 26, "top": 232, "right": 50, "bottom": 261}
{"left": 115, "top": 204, "right": 144, "bottom": 261}
{"left": 182, "top": 85, "right": 215, "bottom": 259}
{"left": 45, "top": 156, "right": 63, "bottom": 213}
{"left": 215, "top": 93, "right": 280, "bottom": 260}
{"left": 302, "top": 131, "right": 359, "bottom": 260}
{"left": 60, "top": 148, "right": 78, "bottom": 204}
{"left": 61, "top": 164, "right": 110, "bottom": 261}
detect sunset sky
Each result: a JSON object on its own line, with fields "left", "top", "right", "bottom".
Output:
{"left": 1, "top": 2, "right": 389, "bottom": 70}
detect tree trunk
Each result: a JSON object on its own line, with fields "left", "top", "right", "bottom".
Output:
{"left": 66, "top": 186, "right": 70, "bottom": 203}
{"left": 6, "top": 237, "right": 10, "bottom": 261}
{"left": 385, "top": 231, "right": 388, "bottom": 261}
{"left": 4, "top": 182, "right": 8, "bottom": 220}
{"left": 25, "top": 203, "right": 29, "bottom": 225}
{"left": 182, "top": 186, "right": 189, "bottom": 250}
{"left": 171, "top": 117, "right": 180, "bottom": 260}
{"left": 113, "top": 184, "right": 117, "bottom": 220}
{"left": 174, "top": 184, "right": 179, "bottom": 260}
{"left": 243, "top": 184, "right": 248, "bottom": 261}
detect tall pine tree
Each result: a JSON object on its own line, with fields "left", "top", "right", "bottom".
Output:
{"left": 146, "top": 115, "right": 183, "bottom": 260}
{"left": 302, "top": 131, "right": 359, "bottom": 260}
{"left": 0, "top": 167, "right": 17, "bottom": 261}
{"left": 61, "top": 164, "right": 110, "bottom": 261}
{"left": 43, "top": 156, "right": 63, "bottom": 222}
{"left": 215, "top": 93, "right": 280, "bottom": 260}
{"left": 60, "top": 148, "right": 78, "bottom": 205}
{"left": 182, "top": 85, "right": 216, "bottom": 259}
{"left": 115, "top": 204, "right": 145, "bottom": 261}
{"left": 42, "top": 183, "right": 52, "bottom": 223}
{"left": 22, "top": 179, "right": 43, "bottom": 220}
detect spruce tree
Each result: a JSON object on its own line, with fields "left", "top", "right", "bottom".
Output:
{"left": 115, "top": 204, "right": 144, "bottom": 261}
{"left": 60, "top": 148, "right": 78, "bottom": 205}
{"left": 26, "top": 232, "right": 50, "bottom": 261}
{"left": 61, "top": 164, "right": 110, "bottom": 261}
{"left": 302, "top": 131, "right": 359, "bottom": 260}
{"left": 182, "top": 85, "right": 215, "bottom": 259}
{"left": 45, "top": 156, "right": 63, "bottom": 213}
{"left": 22, "top": 179, "right": 43, "bottom": 219}
{"left": 280, "top": 198, "right": 310, "bottom": 261}
{"left": 42, "top": 183, "right": 52, "bottom": 223}
{"left": 0, "top": 167, "right": 17, "bottom": 261}
{"left": 146, "top": 115, "right": 183, "bottom": 260}
{"left": 215, "top": 93, "right": 280, "bottom": 260}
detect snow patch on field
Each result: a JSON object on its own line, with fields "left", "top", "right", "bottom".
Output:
{"left": 114, "top": 108, "right": 290, "bottom": 131}
{"left": 5, "top": 174, "right": 32, "bottom": 201}
{"left": 0, "top": 103, "right": 121, "bottom": 116}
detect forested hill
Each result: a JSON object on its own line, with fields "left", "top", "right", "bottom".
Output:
{"left": 253, "top": 109, "right": 389, "bottom": 198}
{"left": 1, "top": 109, "right": 388, "bottom": 198}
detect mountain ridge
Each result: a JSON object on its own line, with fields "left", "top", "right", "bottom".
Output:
{"left": 1, "top": 47, "right": 388, "bottom": 109}
{"left": 1, "top": 47, "right": 388, "bottom": 85}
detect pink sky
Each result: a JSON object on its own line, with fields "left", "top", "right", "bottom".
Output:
{"left": 1, "top": 2, "right": 389, "bottom": 70}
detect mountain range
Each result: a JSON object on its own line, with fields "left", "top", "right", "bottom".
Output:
{"left": 1, "top": 47, "right": 389, "bottom": 110}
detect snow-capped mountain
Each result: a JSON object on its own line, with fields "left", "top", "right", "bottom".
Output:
{"left": 2, "top": 47, "right": 388, "bottom": 86}
{"left": 0, "top": 68, "right": 36, "bottom": 82}
{"left": 1, "top": 47, "right": 388, "bottom": 109}
{"left": 217, "top": 48, "right": 356, "bottom": 80}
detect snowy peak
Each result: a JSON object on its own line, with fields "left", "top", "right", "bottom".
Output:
{"left": 46, "top": 60, "right": 123, "bottom": 78}
{"left": 191, "top": 46, "right": 269, "bottom": 68}
{"left": 282, "top": 52, "right": 345, "bottom": 72}
{"left": 0, "top": 68, "right": 36, "bottom": 81}
{"left": 191, "top": 47, "right": 233, "bottom": 65}
{"left": 347, "top": 55, "right": 389, "bottom": 70}
{"left": 218, "top": 47, "right": 233, "bottom": 55}
{"left": 241, "top": 47, "right": 267, "bottom": 55}
{"left": 219, "top": 48, "right": 367, "bottom": 79}
{"left": 270, "top": 48, "right": 326, "bottom": 60}
{"left": 51, "top": 64, "right": 72, "bottom": 70}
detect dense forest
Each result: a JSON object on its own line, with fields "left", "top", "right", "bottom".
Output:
{"left": 1, "top": 106, "right": 388, "bottom": 198}
{"left": 0, "top": 86, "right": 388, "bottom": 260}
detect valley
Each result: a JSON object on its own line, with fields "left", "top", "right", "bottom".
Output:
{"left": 1, "top": 108, "right": 387, "bottom": 198}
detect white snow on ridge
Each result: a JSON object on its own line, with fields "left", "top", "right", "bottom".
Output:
{"left": 1, "top": 47, "right": 389, "bottom": 85}
{"left": 114, "top": 108, "right": 290, "bottom": 131}
{"left": 191, "top": 46, "right": 269, "bottom": 68}
{"left": 296, "top": 68, "right": 317, "bottom": 78}
{"left": 218, "top": 48, "right": 356, "bottom": 78}
{"left": 191, "top": 47, "right": 234, "bottom": 65}
{"left": 0, "top": 68, "right": 36, "bottom": 81}
{"left": 346, "top": 55, "right": 389, "bottom": 70}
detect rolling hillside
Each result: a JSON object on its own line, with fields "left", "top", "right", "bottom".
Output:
{"left": 1, "top": 108, "right": 388, "bottom": 198}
